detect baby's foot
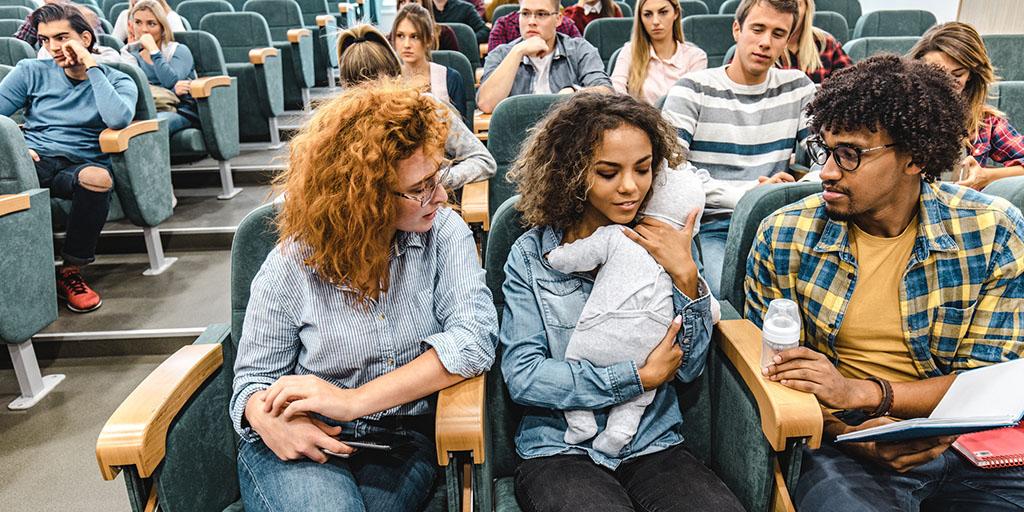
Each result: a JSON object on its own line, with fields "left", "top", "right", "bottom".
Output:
{"left": 563, "top": 412, "right": 598, "bottom": 445}
{"left": 591, "top": 430, "right": 633, "bottom": 457}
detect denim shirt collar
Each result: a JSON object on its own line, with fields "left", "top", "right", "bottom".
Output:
{"left": 518, "top": 33, "right": 569, "bottom": 67}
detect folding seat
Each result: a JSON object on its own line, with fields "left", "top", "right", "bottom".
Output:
{"left": 0, "top": 5, "right": 30, "bottom": 20}
{"left": 431, "top": 49, "right": 475, "bottom": 127}
{"left": 95, "top": 202, "right": 483, "bottom": 512}
{"left": 0, "top": 0, "right": 35, "bottom": 10}
{"left": 291, "top": 0, "right": 339, "bottom": 88}
{"left": 718, "top": 0, "right": 738, "bottom": 14}
{"left": 0, "top": 36, "right": 33, "bottom": 66}
{"left": 682, "top": 14, "right": 734, "bottom": 67}
{"left": 616, "top": 1, "right": 631, "bottom": 16}
{"left": 813, "top": 10, "right": 849, "bottom": 45}
{"left": 493, "top": 3, "right": 516, "bottom": 22}
{"left": 983, "top": 176, "right": 1024, "bottom": 211}
{"left": 816, "top": 0, "right": 861, "bottom": 38}
{"left": 108, "top": 2, "right": 129, "bottom": 24}
{"left": 0, "top": 18, "right": 23, "bottom": 35}
{"left": 680, "top": 0, "right": 709, "bottom": 16}
{"left": 441, "top": 21, "right": 481, "bottom": 71}
{"left": 176, "top": 0, "right": 234, "bottom": 30}
{"left": 98, "top": 33, "right": 124, "bottom": 50}
{"left": 990, "top": 81, "right": 1024, "bottom": 135}
{"left": 982, "top": 34, "right": 1024, "bottom": 82}
{"left": 582, "top": 17, "right": 633, "bottom": 67}
{"left": 244, "top": 0, "right": 315, "bottom": 112}
{"left": 101, "top": 0, "right": 122, "bottom": 19}
{"left": 851, "top": 9, "right": 936, "bottom": 39}
{"left": 200, "top": 11, "right": 285, "bottom": 145}
{"left": 170, "top": 30, "right": 242, "bottom": 199}
{"left": 841, "top": 36, "right": 918, "bottom": 63}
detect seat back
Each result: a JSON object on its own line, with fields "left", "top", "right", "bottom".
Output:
{"left": 606, "top": 45, "right": 620, "bottom": 74}
{"left": 615, "top": 1, "right": 631, "bottom": 16}
{"left": 583, "top": 17, "right": 632, "bottom": 66}
{"left": 98, "top": 33, "right": 124, "bottom": 51}
{"left": 177, "top": 0, "right": 235, "bottom": 31}
{"left": 0, "top": 179, "right": 56, "bottom": 344}
{"left": 244, "top": 0, "right": 305, "bottom": 42}
{"left": 431, "top": 50, "right": 475, "bottom": 127}
{"left": 718, "top": 0, "right": 738, "bottom": 14}
{"left": 175, "top": 29, "right": 230, "bottom": 76}
{"left": 718, "top": 182, "right": 821, "bottom": 316}
{"left": 722, "top": 43, "right": 734, "bottom": 66}
{"left": 229, "top": 203, "right": 280, "bottom": 368}
{"left": 813, "top": 10, "right": 849, "bottom": 45}
{"left": 0, "top": 18, "right": 22, "bottom": 36}
{"left": 560, "top": 0, "right": 573, "bottom": 7}
{"left": 441, "top": 21, "right": 480, "bottom": 69}
{"left": 0, "top": 0, "right": 35, "bottom": 10}
{"left": 700, "top": 0, "right": 725, "bottom": 14}
{"left": 991, "top": 80, "right": 1024, "bottom": 130}
{"left": 0, "top": 5, "right": 30, "bottom": 19}
{"left": 492, "top": 3, "right": 516, "bottom": 21}
{"left": 983, "top": 34, "right": 1024, "bottom": 82}
{"left": 841, "top": 35, "right": 918, "bottom": 63}
{"left": 983, "top": 176, "right": 1024, "bottom": 211}
{"left": 292, "top": 0, "right": 330, "bottom": 25}
{"left": 101, "top": 0, "right": 122, "bottom": 19}
{"left": 680, "top": 0, "right": 709, "bottom": 16}
{"left": 852, "top": 9, "right": 935, "bottom": 39}
{"left": 816, "top": 0, "right": 860, "bottom": 34}
{"left": 0, "top": 36, "right": 33, "bottom": 66}
{"left": 200, "top": 11, "right": 273, "bottom": 63}
{"left": 109, "top": 2, "right": 129, "bottom": 24}
{"left": 682, "top": 14, "right": 734, "bottom": 66}
{"left": 486, "top": 94, "right": 566, "bottom": 220}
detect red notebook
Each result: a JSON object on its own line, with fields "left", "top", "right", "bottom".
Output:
{"left": 953, "top": 424, "right": 1024, "bottom": 469}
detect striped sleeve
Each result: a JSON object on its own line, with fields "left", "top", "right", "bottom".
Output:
{"left": 662, "top": 77, "right": 701, "bottom": 148}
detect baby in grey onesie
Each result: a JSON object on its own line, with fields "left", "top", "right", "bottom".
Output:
{"left": 546, "top": 163, "right": 719, "bottom": 456}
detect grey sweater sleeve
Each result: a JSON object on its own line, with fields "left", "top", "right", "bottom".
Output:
{"left": 87, "top": 66, "right": 137, "bottom": 129}
{"left": 444, "top": 109, "right": 496, "bottom": 189}
{"left": 545, "top": 225, "right": 619, "bottom": 274}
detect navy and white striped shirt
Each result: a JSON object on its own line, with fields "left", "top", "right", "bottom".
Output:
{"left": 231, "top": 208, "right": 498, "bottom": 441}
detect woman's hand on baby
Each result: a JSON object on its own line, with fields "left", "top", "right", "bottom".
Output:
{"left": 625, "top": 210, "right": 700, "bottom": 298}
{"left": 263, "top": 374, "right": 363, "bottom": 422}
{"left": 638, "top": 315, "right": 684, "bottom": 391}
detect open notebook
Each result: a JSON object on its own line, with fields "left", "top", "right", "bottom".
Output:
{"left": 836, "top": 358, "right": 1024, "bottom": 443}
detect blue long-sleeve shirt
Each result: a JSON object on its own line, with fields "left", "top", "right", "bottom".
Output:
{"left": 0, "top": 59, "right": 137, "bottom": 164}
{"left": 121, "top": 43, "right": 199, "bottom": 124}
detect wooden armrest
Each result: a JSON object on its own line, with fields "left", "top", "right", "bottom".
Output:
{"left": 249, "top": 47, "right": 279, "bottom": 65}
{"left": 0, "top": 193, "right": 30, "bottom": 217}
{"left": 189, "top": 75, "right": 231, "bottom": 99}
{"left": 99, "top": 119, "right": 160, "bottom": 153}
{"left": 713, "top": 319, "right": 822, "bottom": 451}
{"left": 96, "top": 343, "right": 223, "bottom": 480}
{"left": 460, "top": 180, "right": 489, "bottom": 230}
{"left": 473, "top": 112, "right": 491, "bottom": 133}
{"left": 316, "top": 14, "right": 334, "bottom": 27}
{"left": 287, "top": 28, "right": 312, "bottom": 43}
{"left": 435, "top": 374, "right": 486, "bottom": 465}
{"left": 338, "top": 2, "right": 350, "bottom": 13}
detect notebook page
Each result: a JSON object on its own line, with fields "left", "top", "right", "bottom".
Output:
{"left": 930, "top": 359, "right": 1024, "bottom": 420}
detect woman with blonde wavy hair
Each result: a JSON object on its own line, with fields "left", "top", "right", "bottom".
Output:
{"left": 610, "top": 0, "right": 706, "bottom": 104}
{"left": 777, "top": 0, "right": 851, "bottom": 84}
{"left": 911, "top": 21, "right": 1024, "bottom": 190}
{"left": 230, "top": 79, "right": 498, "bottom": 511}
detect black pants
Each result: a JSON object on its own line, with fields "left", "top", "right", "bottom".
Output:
{"left": 34, "top": 155, "right": 111, "bottom": 266}
{"left": 515, "top": 443, "right": 744, "bottom": 512}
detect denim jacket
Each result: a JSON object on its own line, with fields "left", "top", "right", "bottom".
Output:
{"left": 499, "top": 226, "right": 715, "bottom": 469}
{"left": 481, "top": 33, "right": 612, "bottom": 97}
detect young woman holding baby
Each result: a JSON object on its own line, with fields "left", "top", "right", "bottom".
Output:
{"left": 499, "top": 93, "right": 742, "bottom": 511}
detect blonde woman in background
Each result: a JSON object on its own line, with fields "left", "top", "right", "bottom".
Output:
{"left": 911, "top": 21, "right": 1024, "bottom": 190}
{"left": 776, "top": 0, "right": 850, "bottom": 83}
{"left": 611, "top": 0, "right": 706, "bottom": 105}
{"left": 112, "top": 0, "right": 183, "bottom": 42}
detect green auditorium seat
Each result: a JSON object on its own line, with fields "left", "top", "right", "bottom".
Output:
{"left": 841, "top": 36, "right": 919, "bottom": 63}
{"left": 101, "top": 0, "right": 123, "bottom": 19}
{"left": 109, "top": 2, "right": 130, "bottom": 24}
{"left": 560, "top": 0, "right": 573, "bottom": 8}
{"left": 813, "top": 10, "right": 849, "bottom": 45}
{"left": 243, "top": 0, "right": 315, "bottom": 112}
{"left": 431, "top": 49, "right": 474, "bottom": 127}
{"left": 0, "top": 5, "right": 30, "bottom": 19}
{"left": 0, "top": 0, "right": 35, "bottom": 10}
{"left": 442, "top": 22, "right": 481, "bottom": 70}
{"left": 98, "top": 33, "right": 124, "bottom": 50}
{"left": 177, "top": 0, "right": 234, "bottom": 30}
{"left": 616, "top": 1, "right": 631, "bottom": 16}
{"left": 335, "top": 0, "right": 356, "bottom": 29}
{"left": 291, "top": 0, "right": 340, "bottom": 88}
{"left": 851, "top": 9, "right": 936, "bottom": 39}
{"left": 680, "top": 0, "right": 709, "bottom": 16}
{"left": 0, "top": 36, "right": 34, "bottom": 66}
{"left": 816, "top": 0, "right": 860, "bottom": 38}
{"left": 583, "top": 17, "right": 633, "bottom": 67}
{"left": 984, "top": 176, "right": 1024, "bottom": 211}
{"left": 990, "top": 80, "right": 1024, "bottom": 129}
{"left": 0, "top": 123, "right": 64, "bottom": 411}
{"left": 718, "top": 0, "right": 738, "bottom": 14}
{"left": 171, "top": 30, "right": 242, "bottom": 199}
{"left": 606, "top": 46, "right": 621, "bottom": 74}
{"left": 493, "top": 3, "right": 516, "bottom": 21}
{"left": 200, "top": 11, "right": 285, "bottom": 145}
{"left": 0, "top": 18, "right": 22, "bottom": 36}
{"left": 95, "top": 202, "right": 483, "bottom": 512}
{"left": 482, "top": 194, "right": 823, "bottom": 512}
{"left": 982, "top": 34, "right": 1024, "bottom": 82}
{"left": 682, "top": 14, "right": 734, "bottom": 67}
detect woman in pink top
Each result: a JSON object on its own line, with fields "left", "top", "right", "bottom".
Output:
{"left": 611, "top": 0, "right": 706, "bottom": 105}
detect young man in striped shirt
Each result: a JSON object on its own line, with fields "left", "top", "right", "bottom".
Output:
{"left": 661, "top": 0, "right": 814, "bottom": 296}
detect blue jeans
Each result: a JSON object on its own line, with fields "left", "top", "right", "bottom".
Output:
{"left": 795, "top": 442, "right": 1024, "bottom": 511}
{"left": 158, "top": 111, "right": 195, "bottom": 136}
{"left": 696, "top": 217, "right": 731, "bottom": 298}
{"left": 237, "top": 417, "right": 439, "bottom": 511}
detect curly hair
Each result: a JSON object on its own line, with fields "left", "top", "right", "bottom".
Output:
{"left": 805, "top": 54, "right": 967, "bottom": 182}
{"left": 508, "top": 93, "right": 684, "bottom": 230}
{"left": 274, "top": 78, "right": 449, "bottom": 305}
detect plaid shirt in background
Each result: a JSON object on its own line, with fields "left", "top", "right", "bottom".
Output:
{"left": 778, "top": 31, "right": 852, "bottom": 84}
{"left": 487, "top": 11, "right": 581, "bottom": 52}
{"left": 746, "top": 181, "right": 1024, "bottom": 377}
{"left": 13, "top": 16, "right": 35, "bottom": 47}
{"left": 972, "top": 113, "right": 1024, "bottom": 168}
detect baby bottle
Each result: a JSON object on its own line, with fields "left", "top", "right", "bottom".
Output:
{"left": 761, "top": 299, "right": 801, "bottom": 371}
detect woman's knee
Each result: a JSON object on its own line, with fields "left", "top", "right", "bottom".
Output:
{"left": 77, "top": 166, "right": 112, "bottom": 193}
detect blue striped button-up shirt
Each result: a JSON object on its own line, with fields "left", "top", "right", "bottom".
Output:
{"left": 231, "top": 208, "right": 499, "bottom": 441}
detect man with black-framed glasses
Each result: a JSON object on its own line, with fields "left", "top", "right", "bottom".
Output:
{"left": 746, "top": 55, "right": 1024, "bottom": 511}
{"left": 477, "top": 0, "right": 611, "bottom": 113}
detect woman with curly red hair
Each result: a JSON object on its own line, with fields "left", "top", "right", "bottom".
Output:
{"left": 230, "top": 79, "right": 498, "bottom": 511}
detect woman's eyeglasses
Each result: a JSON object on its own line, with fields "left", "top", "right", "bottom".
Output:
{"left": 393, "top": 162, "right": 452, "bottom": 207}
{"left": 807, "top": 137, "right": 896, "bottom": 172}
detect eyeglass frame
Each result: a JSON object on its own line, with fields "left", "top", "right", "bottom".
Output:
{"left": 393, "top": 161, "right": 452, "bottom": 207}
{"left": 520, "top": 9, "right": 559, "bottom": 20}
{"left": 807, "top": 136, "right": 897, "bottom": 173}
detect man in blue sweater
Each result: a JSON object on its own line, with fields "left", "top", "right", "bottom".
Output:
{"left": 0, "top": 4, "right": 137, "bottom": 313}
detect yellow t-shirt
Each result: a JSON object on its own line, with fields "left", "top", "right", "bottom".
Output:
{"left": 833, "top": 217, "right": 922, "bottom": 383}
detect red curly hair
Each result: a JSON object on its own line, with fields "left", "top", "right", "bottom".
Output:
{"left": 274, "top": 78, "right": 449, "bottom": 305}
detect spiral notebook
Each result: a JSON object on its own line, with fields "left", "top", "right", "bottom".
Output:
{"left": 953, "top": 425, "right": 1024, "bottom": 469}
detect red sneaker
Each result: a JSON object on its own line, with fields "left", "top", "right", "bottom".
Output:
{"left": 56, "top": 266, "right": 102, "bottom": 313}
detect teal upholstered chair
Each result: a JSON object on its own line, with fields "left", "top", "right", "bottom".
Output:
{"left": 560, "top": 0, "right": 573, "bottom": 8}
{"left": 171, "top": 30, "right": 242, "bottom": 199}
{"left": 682, "top": 14, "right": 735, "bottom": 66}
{"left": 431, "top": 50, "right": 475, "bottom": 127}
{"left": 98, "top": 33, "right": 124, "bottom": 51}
{"left": 816, "top": 0, "right": 860, "bottom": 38}
{"left": 983, "top": 35, "right": 1024, "bottom": 82}
{"left": 990, "top": 80, "right": 1024, "bottom": 129}
{"left": 851, "top": 9, "right": 936, "bottom": 39}
{"left": 0, "top": 36, "right": 33, "bottom": 66}
{"left": 441, "top": 21, "right": 481, "bottom": 70}
{"left": 201, "top": 11, "right": 285, "bottom": 144}
{"left": 101, "top": 0, "right": 122, "bottom": 19}
{"left": 481, "top": 195, "right": 823, "bottom": 512}
{"left": 0, "top": 119, "right": 64, "bottom": 411}
{"left": 177, "top": 0, "right": 235, "bottom": 30}
{"left": 718, "top": 0, "right": 738, "bottom": 14}
{"left": 984, "top": 176, "right": 1024, "bottom": 210}
{"left": 583, "top": 17, "right": 633, "bottom": 67}
{"left": 813, "top": 11, "right": 849, "bottom": 45}
{"left": 243, "top": 0, "right": 315, "bottom": 112}
{"left": 0, "top": 5, "right": 29, "bottom": 19}
{"left": 109, "top": 2, "right": 130, "bottom": 24}
{"left": 606, "top": 46, "right": 621, "bottom": 74}
{"left": 493, "top": 3, "right": 516, "bottom": 21}
{"left": 841, "top": 36, "right": 919, "bottom": 63}
{"left": 291, "top": 0, "right": 339, "bottom": 88}
{"left": 615, "top": 1, "right": 631, "bottom": 16}
{"left": 95, "top": 203, "right": 485, "bottom": 512}
{"left": 0, "top": 18, "right": 22, "bottom": 36}
{"left": 680, "top": 0, "right": 709, "bottom": 16}
{"left": 335, "top": 0, "right": 357, "bottom": 29}
{"left": 0, "top": 0, "right": 36, "bottom": 9}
